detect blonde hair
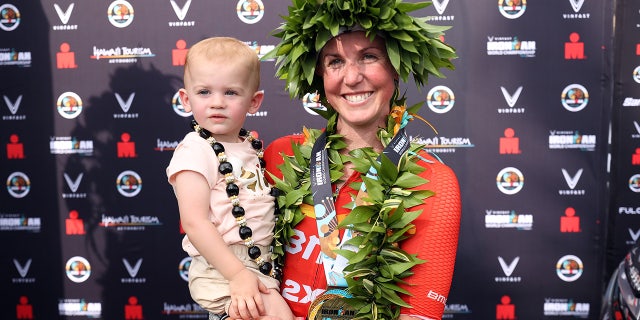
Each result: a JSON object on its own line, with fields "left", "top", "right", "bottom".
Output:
{"left": 183, "top": 37, "right": 260, "bottom": 91}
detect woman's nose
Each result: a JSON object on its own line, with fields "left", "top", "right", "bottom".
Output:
{"left": 343, "top": 62, "right": 364, "bottom": 85}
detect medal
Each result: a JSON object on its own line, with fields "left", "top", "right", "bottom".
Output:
{"left": 308, "top": 288, "right": 355, "bottom": 320}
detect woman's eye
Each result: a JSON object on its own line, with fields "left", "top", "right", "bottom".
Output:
{"left": 326, "top": 58, "right": 344, "bottom": 68}
{"left": 362, "top": 53, "right": 379, "bottom": 63}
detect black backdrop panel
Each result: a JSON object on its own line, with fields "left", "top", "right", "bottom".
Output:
{"left": 0, "top": 1, "right": 631, "bottom": 319}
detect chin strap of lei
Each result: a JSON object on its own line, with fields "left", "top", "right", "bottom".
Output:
{"left": 270, "top": 102, "right": 437, "bottom": 320}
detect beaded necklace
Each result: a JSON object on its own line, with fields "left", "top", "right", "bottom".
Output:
{"left": 191, "top": 120, "right": 282, "bottom": 281}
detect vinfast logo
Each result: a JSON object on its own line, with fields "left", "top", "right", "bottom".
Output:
{"left": 432, "top": 0, "right": 449, "bottom": 14}
{"left": 633, "top": 121, "right": 640, "bottom": 139}
{"left": 2, "top": 94, "right": 26, "bottom": 120}
{"left": 569, "top": 0, "right": 584, "bottom": 12}
{"left": 123, "top": 258, "right": 142, "bottom": 277}
{"left": 427, "top": 0, "right": 454, "bottom": 21}
{"left": 169, "top": 0, "right": 195, "bottom": 27}
{"left": 122, "top": 258, "right": 146, "bottom": 283}
{"left": 114, "top": 92, "right": 139, "bottom": 119}
{"left": 496, "top": 256, "right": 521, "bottom": 283}
{"left": 170, "top": 0, "right": 191, "bottom": 20}
{"left": 4, "top": 95, "right": 21, "bottom": 114}
{"left": 63, "top": 173, "right": 87, "bottom": 199}
{"left": 628, "top": 228, "right": 640, "bottom": 245}
{"left": 12, "top": 258, "right": 35, "bottom": 283}
{"left": 52, "top": 3, "right": 78, "bottom": 30}
{"left": 498, "top": 86, "right": 525, "bottom": 114}
{"left": 559, "top": 168, "right": 585, "bottom": 195}
{"left": 499, "top": 257, "right": 518, "bottom": 276}
{"left": 115, "top": 93, "right": 134, "bottom": 112}
{"left": 54, "top": 3, "right": 73, "bottom": 24}
{"left": 14, "top": 258, "right": 30, "bottom": 277}
{"left": 64, "top": 173, "right": 82, "bottom": 193}
{"left": 563, "top": 0, "right": 590, "bottom": 19}
{"left": 501, "top": 86, "right": 522, "bottom": 107}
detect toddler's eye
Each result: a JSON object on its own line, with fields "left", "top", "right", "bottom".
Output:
{"left": 197, "top": 89, "right": 210, "bottom": 95}
{"left": 225, "top": 90, "right": 239, "bottom": 96}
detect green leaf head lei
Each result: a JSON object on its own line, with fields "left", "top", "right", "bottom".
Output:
{"left": 263, "top": 0, "right": 457, "bottom": 117}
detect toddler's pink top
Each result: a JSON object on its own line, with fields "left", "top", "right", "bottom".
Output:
{"left": 167, "top": 132, "right": 275, "bottom": 257}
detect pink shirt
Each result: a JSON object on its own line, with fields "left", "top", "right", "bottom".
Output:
{"left": 167, "top": 132, "right": 275, "bottom": 257}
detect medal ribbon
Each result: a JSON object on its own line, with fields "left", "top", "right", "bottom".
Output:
{"left": 309, "top": 127, "right": 410, "bottom": 287}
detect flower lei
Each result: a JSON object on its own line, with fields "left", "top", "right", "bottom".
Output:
{"left": 270, "top": 98, "right": 436, "bottom": 320}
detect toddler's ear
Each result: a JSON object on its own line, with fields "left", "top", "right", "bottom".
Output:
{"left": 248, "top": 90, "right": 265, "bottom": 114}
{"left": 178, "top": 88, "right": 191, "bottom": 112}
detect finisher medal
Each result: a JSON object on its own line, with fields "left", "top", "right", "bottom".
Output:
{"left": 308, "top": 288, "right": 355, "bottom": 320}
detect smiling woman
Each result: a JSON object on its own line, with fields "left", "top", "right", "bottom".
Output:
{"left": 259, "top": 0, "right": 462, "bottom": 319}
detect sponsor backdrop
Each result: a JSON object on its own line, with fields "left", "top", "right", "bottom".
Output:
{"left": 0, "top": 0, "right": 636, "bottom": 319}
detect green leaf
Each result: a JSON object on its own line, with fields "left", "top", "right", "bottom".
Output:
{"left": 338, "top": 205, "right": 375, "bottom": 226}
{"left": 395, "top": 171, "right": 427, "bottom": 188}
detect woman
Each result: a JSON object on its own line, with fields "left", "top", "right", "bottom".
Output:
{"left": 262, "top": 1, "right": 461, "bottom": 319}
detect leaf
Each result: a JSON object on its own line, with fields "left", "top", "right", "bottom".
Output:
{"left": 395, "top": 171, "right": 427, "bottom": 188}
{"left": 338, "top": 205, "right": 375, "bottom": 226}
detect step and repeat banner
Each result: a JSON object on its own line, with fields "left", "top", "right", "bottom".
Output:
{"left": 1, "top": 1, "right": 635, "bottom": 319}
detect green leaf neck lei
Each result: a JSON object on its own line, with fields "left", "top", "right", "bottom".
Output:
{"left": 271, "top": 107, "right": 436, "bottom": 320}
